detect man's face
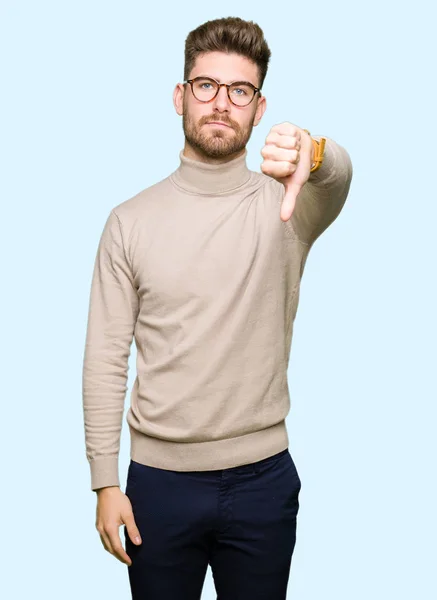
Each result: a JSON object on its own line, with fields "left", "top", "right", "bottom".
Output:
{"left": 174, "top": 51, "right": 266, "bottom": 160}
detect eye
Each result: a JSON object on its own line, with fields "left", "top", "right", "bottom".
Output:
{"left": 230, "top": 83, "right": 252, "bottom": 96}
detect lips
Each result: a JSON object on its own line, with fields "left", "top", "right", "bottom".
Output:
{"left": 206, "top": 121, "right": 231, "bottom": 127}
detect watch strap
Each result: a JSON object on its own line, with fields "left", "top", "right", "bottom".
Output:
{"left": 303, "top": 129, "right": 327, "bottom": 173}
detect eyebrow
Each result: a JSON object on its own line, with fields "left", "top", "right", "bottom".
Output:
{"left": 195, "top": 75, "right": 257, "bottom": 86}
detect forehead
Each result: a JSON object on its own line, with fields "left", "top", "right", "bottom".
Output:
{"left": 190, "top": 51, "right": 259, "bottom": 84}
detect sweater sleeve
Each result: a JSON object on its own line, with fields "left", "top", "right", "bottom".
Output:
{"left": 82, "top": 209, "right": 139, "bottom": 492}
{"left": 289, "top": 136, "right": 353, "bottom": 246}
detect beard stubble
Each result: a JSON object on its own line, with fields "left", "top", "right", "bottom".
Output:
{"left": 182, "top": 102, "right": 256, "bottom": 159}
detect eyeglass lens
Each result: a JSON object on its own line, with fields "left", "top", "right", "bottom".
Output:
{"left": 191, "top": 78, "right": 255, "bottom": 106}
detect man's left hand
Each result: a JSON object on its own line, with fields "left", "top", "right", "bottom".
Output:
{"left": 260, "top": 122, "right": 314, "bottom": 222}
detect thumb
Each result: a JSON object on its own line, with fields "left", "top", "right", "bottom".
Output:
{"left": 281, "top": 182, "right": 301, "bottom": 222}
{"left": 123, "top": 511, "right": 142, "bottom": 545}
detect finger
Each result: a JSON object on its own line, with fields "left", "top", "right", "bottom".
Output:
{"left": 265, "top": 133, "right": 300, "bottom": 149}
{"left": 265, "top": 131, "right": 301, "bottom": 150}
{"left": 261, "top": 159, "right": 298, "bottom": 179}
{"left": 97, "top": 521, "right": 112, "bottom": 552}
{"left": 270, "top": 122, "right": 299, "bottom": 137}
{"left": 281, "top": 183, "right": 301, "bottom": 222}
{"left": 261, "top": 145, "right": 299, "bottom": 164}
{"left": 106, "top": 525, "right": 132, "bottom": 566}
{"left": 99, "top": 530, "right": 112, "bottom": 553}
{"left": 100, "top": 533, "right": 111, "bottom": 552}
{"left": 123, "top": 512, "right": 142, "bottom": 546}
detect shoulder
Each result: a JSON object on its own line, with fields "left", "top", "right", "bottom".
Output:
{"left": 112, "top": 176, "right": 172, "bottom": 220}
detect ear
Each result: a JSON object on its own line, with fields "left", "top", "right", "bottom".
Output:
{"left": 173, "top": 83, "right": 185, "bottom": 116}
{"left": 253, "top": 95, "right": 267, "bottom": 127}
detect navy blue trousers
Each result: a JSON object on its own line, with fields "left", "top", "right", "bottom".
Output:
{"left": 124, "top": 448, "right": 301, "bottom": 599}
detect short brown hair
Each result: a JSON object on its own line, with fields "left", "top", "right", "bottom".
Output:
{"left": 183, "top": 17, "right": 271, "bottom": 90}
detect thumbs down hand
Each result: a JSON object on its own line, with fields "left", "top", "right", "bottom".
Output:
{"left": 260, "top": 122, "right": 314, "bottom": 222}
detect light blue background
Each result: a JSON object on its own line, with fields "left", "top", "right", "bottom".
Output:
{"left": 1, "top": 1, "right": 435, "bottom": 598}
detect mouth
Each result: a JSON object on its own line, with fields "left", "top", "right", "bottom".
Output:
{"left": 206, "top": 121, "right": 232, "bottom": 128}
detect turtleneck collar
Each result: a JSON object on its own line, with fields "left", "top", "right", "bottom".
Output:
{"left": 170, "top": 148, "right": 252, "bottom": 195}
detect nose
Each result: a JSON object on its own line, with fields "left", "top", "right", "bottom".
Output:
{"left": 211, "top": 84, "right": 231, "bottom": 111}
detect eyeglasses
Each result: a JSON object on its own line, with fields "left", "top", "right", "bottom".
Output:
{"left": 183, "top": 76, "right": 261, "bottom": 107}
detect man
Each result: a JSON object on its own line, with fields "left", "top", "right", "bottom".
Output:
{"left": 82, "top": 16, "right": 353, "bottom": 600}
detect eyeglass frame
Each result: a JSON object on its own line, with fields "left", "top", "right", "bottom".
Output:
{"left": 183, "top": 76, "right": 262, "bottom": 107}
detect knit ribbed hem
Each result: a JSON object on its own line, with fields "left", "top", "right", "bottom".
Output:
{"left": 128, "top": 420, "right": 289, "bottom": 472}
{"left": 90, "top": 456, "right": 120, "bottom": 492}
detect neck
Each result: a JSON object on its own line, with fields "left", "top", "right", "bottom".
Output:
{"left": 170, "top": 146, "right": 252, "bottom": 195}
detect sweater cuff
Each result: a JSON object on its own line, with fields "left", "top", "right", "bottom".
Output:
{"left": 90, "top": 456, "right": 120, "bottom": 492}
{"left": 307, "top": 136, "right": 335, "bottom": 185}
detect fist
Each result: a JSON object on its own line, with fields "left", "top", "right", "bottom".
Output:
{"left": 260, "top": 122, "right": 313, "bottom": 222}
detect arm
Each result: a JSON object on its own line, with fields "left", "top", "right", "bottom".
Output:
{"left": 82, "top": 209, "right": 139, "bottom": 492}
{"left": 289, "top": 135, "right": 353, "bottom": 246}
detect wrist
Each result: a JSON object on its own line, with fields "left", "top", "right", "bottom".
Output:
{"left": 303, "top": 129, "right": 326, "bottom": 173}
{"left": 96, "top": 485, "right": 120, "bottom": 495}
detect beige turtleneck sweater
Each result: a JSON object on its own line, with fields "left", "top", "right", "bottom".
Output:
{"left": 82, "top": 136, "right": 353, "bottom": 491}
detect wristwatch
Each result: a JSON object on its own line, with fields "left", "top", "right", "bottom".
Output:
{"left": 303, "top": 129, "right": 327, "bottom": 173}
